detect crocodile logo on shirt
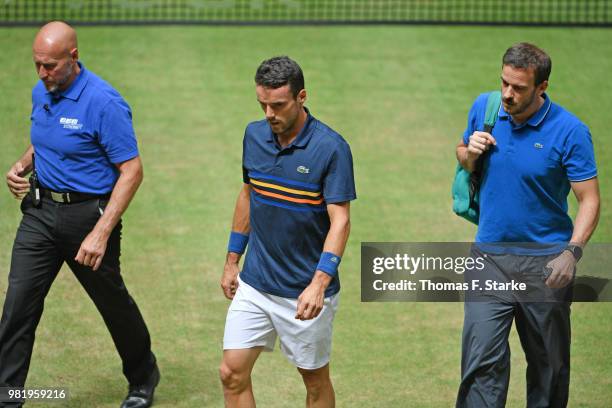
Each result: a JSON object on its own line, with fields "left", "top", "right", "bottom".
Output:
{"left": 297, "top": 165, "right": 310, "bottom": 174}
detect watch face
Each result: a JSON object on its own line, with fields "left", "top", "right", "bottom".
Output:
{"left": 575, "top": 246, "right": 583, "bottom": 258}
{"left": 568, "top": 245, "right": 583, "bottom": 261}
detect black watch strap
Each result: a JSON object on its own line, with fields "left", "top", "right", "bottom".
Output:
{"left": 565, "top": 244, "right": 583, "bottom": 262}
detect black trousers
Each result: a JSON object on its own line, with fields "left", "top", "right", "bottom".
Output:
{"left": 456, "top": 247, "right": 572, "bottom": 408}
{"left": 0, "top": 195, "right": 156, "bottom": 402}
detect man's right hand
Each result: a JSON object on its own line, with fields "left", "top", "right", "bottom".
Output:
{"left": 6, "top": 162, "right": 30, "bottom": 199}
{"left": 221, "top": 254, "right": 240, "bottom": 300}
{"left": 467, "top": 131, "right": 497, "bottom": 160}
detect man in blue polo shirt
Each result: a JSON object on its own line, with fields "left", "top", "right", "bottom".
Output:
{"left": 219, "top": 56, "right": 356, "bottom": 408}
{"left": 1, "top": 22, "right": 159, "bottom": 408}
{"left": 455, "top": 43, "right": 600, "bottom": 407}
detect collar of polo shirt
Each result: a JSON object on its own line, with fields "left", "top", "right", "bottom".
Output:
{"left": 47, "top": 61, "right": 89, "bottom": 101}
{"left": 266, "top": 107, "right": 316, "bottom": 150}
{"left": 498, "top": 92, "right": 553, "bottom": 129}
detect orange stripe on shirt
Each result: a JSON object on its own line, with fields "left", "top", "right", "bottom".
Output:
{"left": 250, "top": 178, "right": 321, "bottom": 197}
{"left": 252, "top": 186, "right": 324, "bottom": 205}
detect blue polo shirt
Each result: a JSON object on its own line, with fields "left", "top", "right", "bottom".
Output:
{"left": 463, "top": 92, "right": 597, "bottom": 252}
{"left": 240, "top": 109, "right": 356, "bottom": 298}
{"left": 30, "top": 62, "right": 139, "bottom": 194}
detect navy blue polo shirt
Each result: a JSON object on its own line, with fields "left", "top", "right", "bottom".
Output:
{"left": 30, "top": 62, "right": 139, "bottom": 194}
{"left": 240, "top": 109, "right": 356, "bottom": 298}
{"left": 463, "top": 92, "right": 597, "bottom": 253}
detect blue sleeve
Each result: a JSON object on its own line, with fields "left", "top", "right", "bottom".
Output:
{"left": 98, "top": 99, "right": 139, "bottom": 164}
{"left": 242, "top": 128, "right": 250, "bottom": 184}
{"left": 30, "top": 82, "right": 44, "bottom": 122}
{"left": 323, "top": 140, "right": 356, "bottom": 204}
{"left": 30, "top": 87, "right": 35, "bottom": 120}
{"left": 462, "top": 94, "right": 488, "bottom": 145}
{"left": 563, "top": 124, "right": 597, "bottom": 182}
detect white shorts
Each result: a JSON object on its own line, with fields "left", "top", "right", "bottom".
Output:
{"left": 223, "top": 276, "right": 339, "bottom": 370}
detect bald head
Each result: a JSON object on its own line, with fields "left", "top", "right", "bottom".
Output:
{"left": 33, "top": 21, "right": 80, "bottom": 93}
{"left": 33, "top": 21, "right": 77, "bottom": 56}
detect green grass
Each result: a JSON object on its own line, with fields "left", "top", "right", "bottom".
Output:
{"left": 0, "top": 25, "right": 611, "bottom": 407}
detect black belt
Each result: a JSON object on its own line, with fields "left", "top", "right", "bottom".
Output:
{"left": 40, "top": 188, "right": 110, "bottom": 204}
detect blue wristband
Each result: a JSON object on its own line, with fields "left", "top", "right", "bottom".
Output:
{"left": 228, "top": 231, "right": 249, "bottom": 254}
{"left": 316, "top": 252, "right": 341, "bottom": 278}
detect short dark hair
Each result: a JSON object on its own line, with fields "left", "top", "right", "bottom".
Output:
{"left": 502, "top": 42, "right": 552, "bottom": 86}
{"left": 255, "top": 56, "right": 304, "bottom": 97}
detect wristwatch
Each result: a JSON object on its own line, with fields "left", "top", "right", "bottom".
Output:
{"left": 565, "top": 244, "right": 583, "bottom": 262}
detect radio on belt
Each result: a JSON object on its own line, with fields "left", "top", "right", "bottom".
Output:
{"left": 29, "top": 153, "right": 41, "bottom": 208}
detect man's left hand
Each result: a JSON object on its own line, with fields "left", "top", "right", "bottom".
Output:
{"left": 295, "top": 276, "right": 327, "bottom": 321}
{"left": 545, "top": 250, "right": 576, "bottom": 288}
{"left": 75, "top": 229, "right": 109, "bottom": 271}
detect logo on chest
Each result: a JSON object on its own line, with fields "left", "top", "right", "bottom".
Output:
{"left": 59, "top": 117, "right": 83, "bottom": 130}
{"left": 534, "top": 142, "right": 544, "bottom": 149}
{"left": 297, "top": 165, "right": 310, "bottom": 174}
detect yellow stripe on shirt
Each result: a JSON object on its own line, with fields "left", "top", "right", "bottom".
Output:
{"left": 250, "top": 178, "right": 321, "bottom": 198}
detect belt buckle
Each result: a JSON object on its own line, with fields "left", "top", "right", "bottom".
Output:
{"left": 50, "top": 191, "right": 71, "bottom": 203}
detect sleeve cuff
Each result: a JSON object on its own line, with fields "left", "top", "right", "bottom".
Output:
{"left": 325, "top": 193, "right": 357, "bottom": 204}
{"left": 568, "top": 171, "right": 598, "bottom": 182}
{"left": 108, "top": 150, "right": 139, "bottom": 164}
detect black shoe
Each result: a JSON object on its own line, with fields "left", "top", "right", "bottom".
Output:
{"left": 120, "top": 365, "right": 160, "bottom": 408}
